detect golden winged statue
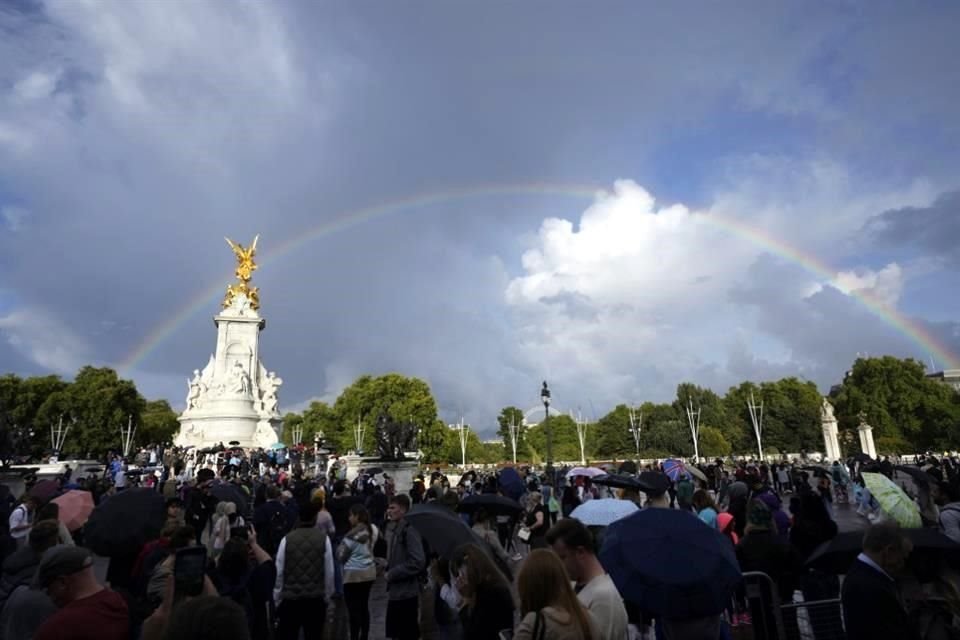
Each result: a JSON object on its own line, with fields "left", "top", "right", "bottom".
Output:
{"left": 223, "top": 235, "right": 261, "bottom": 310}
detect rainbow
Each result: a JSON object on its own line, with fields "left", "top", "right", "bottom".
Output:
{"left": 119, "top": 182, "right": 960, "bottom": 373}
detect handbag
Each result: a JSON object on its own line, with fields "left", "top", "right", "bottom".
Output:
{"left": 517, "top": 527, "right": 531, "bottom": 543}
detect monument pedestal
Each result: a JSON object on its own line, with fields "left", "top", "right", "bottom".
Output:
{"left": 342, "top": 455, "right": 420, "bottom": 493}
{"left": 859, "top": 423, "right": 877, "bottom": 459}
{"left": 175, "top": 290, "right": 283, "bottom": 449}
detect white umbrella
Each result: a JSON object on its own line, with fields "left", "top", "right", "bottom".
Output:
{"left": 566, "top": 466, "right": 605, "bottom": 479}
{"left": 570, "top": 499, "right": 639, "bottom": 527}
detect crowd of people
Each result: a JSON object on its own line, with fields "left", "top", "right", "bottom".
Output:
{"left": 1, "top": 445, "right": 960, "bottom": 639}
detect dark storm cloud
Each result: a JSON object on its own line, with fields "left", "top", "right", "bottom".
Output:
{"left": 866, "top": 191, "right": 960, "bottom": 267}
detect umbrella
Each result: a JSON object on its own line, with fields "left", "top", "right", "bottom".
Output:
{"left": 894, "top": 465, "right": 938, "bottom": 488}
{"left": 406, "top": 503, "right": 489, "bottom": 559}
{"left": 458, "top": 494, "right": 523, "bottom": 517}
{"left": 862, "top": 472, "right": 921, "bottom": 528}
{"left": 51, "top": 490, "right": 95, "bottom": 531}
{"left": 600, "top": 508, "right": 741, "bottom": 619}
{"left": 362, "top": 467, "right": 384, "bottom": 476}
{"left": 498, "top": 467, "right": 524, "bottom": 501}
{"left": 686, "top": 466, "right": 708, "bottom": 484}
{"left": 592, "top": 473, "right": 644, "bottom": 491}
{"left": 228, "top": 440, "right": 240, "bottom": 446}
{"left": 618, "top": 461, "right": 638, "bottom": 475}
{"left": 570, "top": 498, "right": 638, "bottom": 527}
{"left": 270, "top": 442, "right": 287, "bottom": 450}
{"left": 85, "top": 488, "right": 166, "bottom": 557}
{"left": 807, "top": 528, "right": 960, "bottom": 576}
{"left": 566, "top": 467, "right": 605, "bottom": 479}
{"left": 29, "top": 480, "right": 60, "bottom": 503}
{"left": 662, "top": 459, "right": 686, "bottom": 482}
{"left": 210, "top": 482, "right": 250, "bottom": 517}
{"left": 853, "top": 453, "right": 874, "bottom": 464}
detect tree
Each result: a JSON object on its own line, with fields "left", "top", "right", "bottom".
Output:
{"left": 139, "top": 400, "right": 180, "bottom": 446}
{"left": 699, "top": 426, "right": 732, "bottom": 457}
{"left": 831, "top": 357, "right": 960, "bottom": 452}
{"left": 593, "top": 405, "right": 636, "bottom": 459}
{"left": 640, "top": 402, "right": 691, "bottom": 458}
{"left": 43, "top": 367, "right": 145, "bottom": 457}
{"left": 674, "top": 383, "right": 731, "bottom": 457}
{"left": 329, "top": 373, "right": 440, "bottom": 454}
{"left": 526, "top": 414, "right": 589, "bottom": 463}
{"left": 419, "top": 419, "right": 450, "bottom": 464}
{"left": 496, "top": 406, "right": 527, "bottom": 461}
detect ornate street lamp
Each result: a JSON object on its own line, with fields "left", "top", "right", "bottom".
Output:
{"left": 541, "top": 381, "right": 553, "bottom": 481}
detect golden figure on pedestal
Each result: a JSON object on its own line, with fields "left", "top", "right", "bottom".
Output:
{"left": 223, "top": 235, "right": 261, "bottom": 310}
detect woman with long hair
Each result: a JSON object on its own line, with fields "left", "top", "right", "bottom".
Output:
{"left": 337, "top": 503, "right": 378, "bottom": 640}
{"left": 450, "top": 543, "right": 514, "bottom": 640}
{"left": 514, "top": 549, "right": 597, "bottom": 640}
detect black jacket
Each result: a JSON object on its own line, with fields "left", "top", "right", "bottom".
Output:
{"left": 0, "top": 546, "right": 41, "bottom": 614}
{"left": 841, "top": 559, "right": 919, "bottom": 640}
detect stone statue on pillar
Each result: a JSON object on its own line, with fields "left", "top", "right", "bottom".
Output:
{"left": 820, "top": 398, "right": 842, "bottom": 462}
{"left": 857, "top": 411, "right": 878, "bottom": 459}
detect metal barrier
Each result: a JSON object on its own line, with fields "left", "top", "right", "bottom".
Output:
{"left": 740, "top": 571, "right": 847, "bottom": 640}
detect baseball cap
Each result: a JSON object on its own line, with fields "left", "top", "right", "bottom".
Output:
{"left": 35, "top": 546, "right": 93, "bottom": 588}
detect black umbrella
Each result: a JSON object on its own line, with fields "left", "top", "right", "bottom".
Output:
{"left": 458, "top": 494, "right": 523, "bottom": 516}
{"left": 362, "top": 467, "right": 384, "bottom": 476}
{"left": 85, "top": 488, "right": 166, "bottom": 557}
{"left": 210, "top": 482, "right": 250, "bottom": 517}
{"left": 228, "top": 441, "right": 240, "bottom": 446}
{"left": 407, "top": 503, "right": 488, "bottom": 560}
{"left": 618, "top": 461, "right": 638, "bottom": 475}
{"left": 895, "top": 465, "right": 938, "bottom": 488}
{"left": 807, "top": 529, "right": 960, "bottom": 577}
{"left": 853, "top": 453, "right": 874, "bottom": 464}
{"left": 592, "top": 473, "right": 644, "bottom": 491}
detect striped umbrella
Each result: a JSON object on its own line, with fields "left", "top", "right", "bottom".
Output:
{"left": 862, "top": 472, "right": 921, "bottom": 528}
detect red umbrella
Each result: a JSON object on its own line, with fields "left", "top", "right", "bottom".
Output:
{"left": 29, "top": 480, "right": 60, "bottom": 504}
{"left": 51, "top": 490, "right": 95, "bottom": 532}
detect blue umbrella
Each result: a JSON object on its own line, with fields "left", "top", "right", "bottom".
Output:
{"left": 662, "top": 459, "right": 686, "bottom": 482}
{"left": 498, "top": 467, "right": 524, "bottom": 501}
{"left": 570, "top": 498, "right": 638, "bottom": 527}
{"left": 270, "top": 442, "right": 287, "bottom": 450}
{"left": 599, "top": 508, "right": 741, "bottom": 619}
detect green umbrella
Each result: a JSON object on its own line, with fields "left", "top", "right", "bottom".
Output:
{"left": 862, "top": 472, "right": 921, "bottom": 528}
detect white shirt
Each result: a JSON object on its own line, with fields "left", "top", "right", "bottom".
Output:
{"left": 578, "top": 573, "right": 629, "bottom": 640}
{"left": 7, "top": 505, "right": 31, "bottom": 540}
{"left": 114, "top": 470, "right": 126, "bottom": 488}
{"left": 273, "top": 533, "right": 334, "bottom": 605}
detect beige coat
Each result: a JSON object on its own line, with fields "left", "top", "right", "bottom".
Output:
{"left": 514, "top": 606, "right": 599, "bottom": 640}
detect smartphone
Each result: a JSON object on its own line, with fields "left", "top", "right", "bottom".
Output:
{"left": 174, "top": 546, "right": 207, "bottom": 598}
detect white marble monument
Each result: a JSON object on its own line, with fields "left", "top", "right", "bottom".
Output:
{"left": 820, "top": 398, "right": 842, "bottom": 462}
{"left": 175, "top": 236, "right": 283, "bottom": 449}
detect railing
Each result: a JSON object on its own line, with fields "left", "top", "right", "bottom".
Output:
{"left": 740, "top": 571, "right": 847, "bottom": 640}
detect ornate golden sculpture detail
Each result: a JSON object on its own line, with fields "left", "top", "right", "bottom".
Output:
{"left": 223, "top": 235, "right": 261, "bottom": 310}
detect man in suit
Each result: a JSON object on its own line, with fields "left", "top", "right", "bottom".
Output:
{"left": 841, "top": 522, "right": 919, "bottom": 640}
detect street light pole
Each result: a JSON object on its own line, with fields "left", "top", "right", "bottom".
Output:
{"left": 541, "top": 381, "right": 552, "bottom": 481}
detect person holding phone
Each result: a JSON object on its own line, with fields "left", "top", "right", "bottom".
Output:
{"left": 337, "top": 504, "right": 378, "bottom": 640}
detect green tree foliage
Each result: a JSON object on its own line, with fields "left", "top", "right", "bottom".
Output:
{"left": 419, "top": 419, "right": 450, "bottom": 464}
{"left": 139, "top": 400, "right": 180, "bottom": 446}
{"left": 640, "top": 402, "right": 691, "bottom": 458}
{"left": 593, "top": 405, "right": 636, "bottom": 459}
{"left": 831, "top": 357, "right": 960, "bottom": 452}
{"left": 62, "top": 367, "right": 146, "bottom": 457}
{"left": 674, "top": 383, "right": 736, "bottom": 452}
{"left": 525, "top": 413, "right": 593, "bottom": 463}
{"left": 496, "top": 406, "right": 527, "bottom": 459}
{"left": 330, "top": 374, "right": 440, "bottom": 454}
{"left": 282, "top": 401, "right": 337, "bottom": 447}
{"left": 699, "top": 426, "right": 732, "bottom": 457}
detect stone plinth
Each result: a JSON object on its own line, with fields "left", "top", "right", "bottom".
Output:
{"left": 343, "top": 455, "right": 420, "bottom": 493}
{"left": 859, "top": 423, "right": 877, "bottom": 459}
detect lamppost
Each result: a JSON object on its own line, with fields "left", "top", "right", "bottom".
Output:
{"left": 541, "top": 381, "right": 553, "bottom": 481}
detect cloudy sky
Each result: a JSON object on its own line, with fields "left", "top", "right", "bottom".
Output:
{"left": 1, "top": 1, "right": 959, "bottom": 434}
